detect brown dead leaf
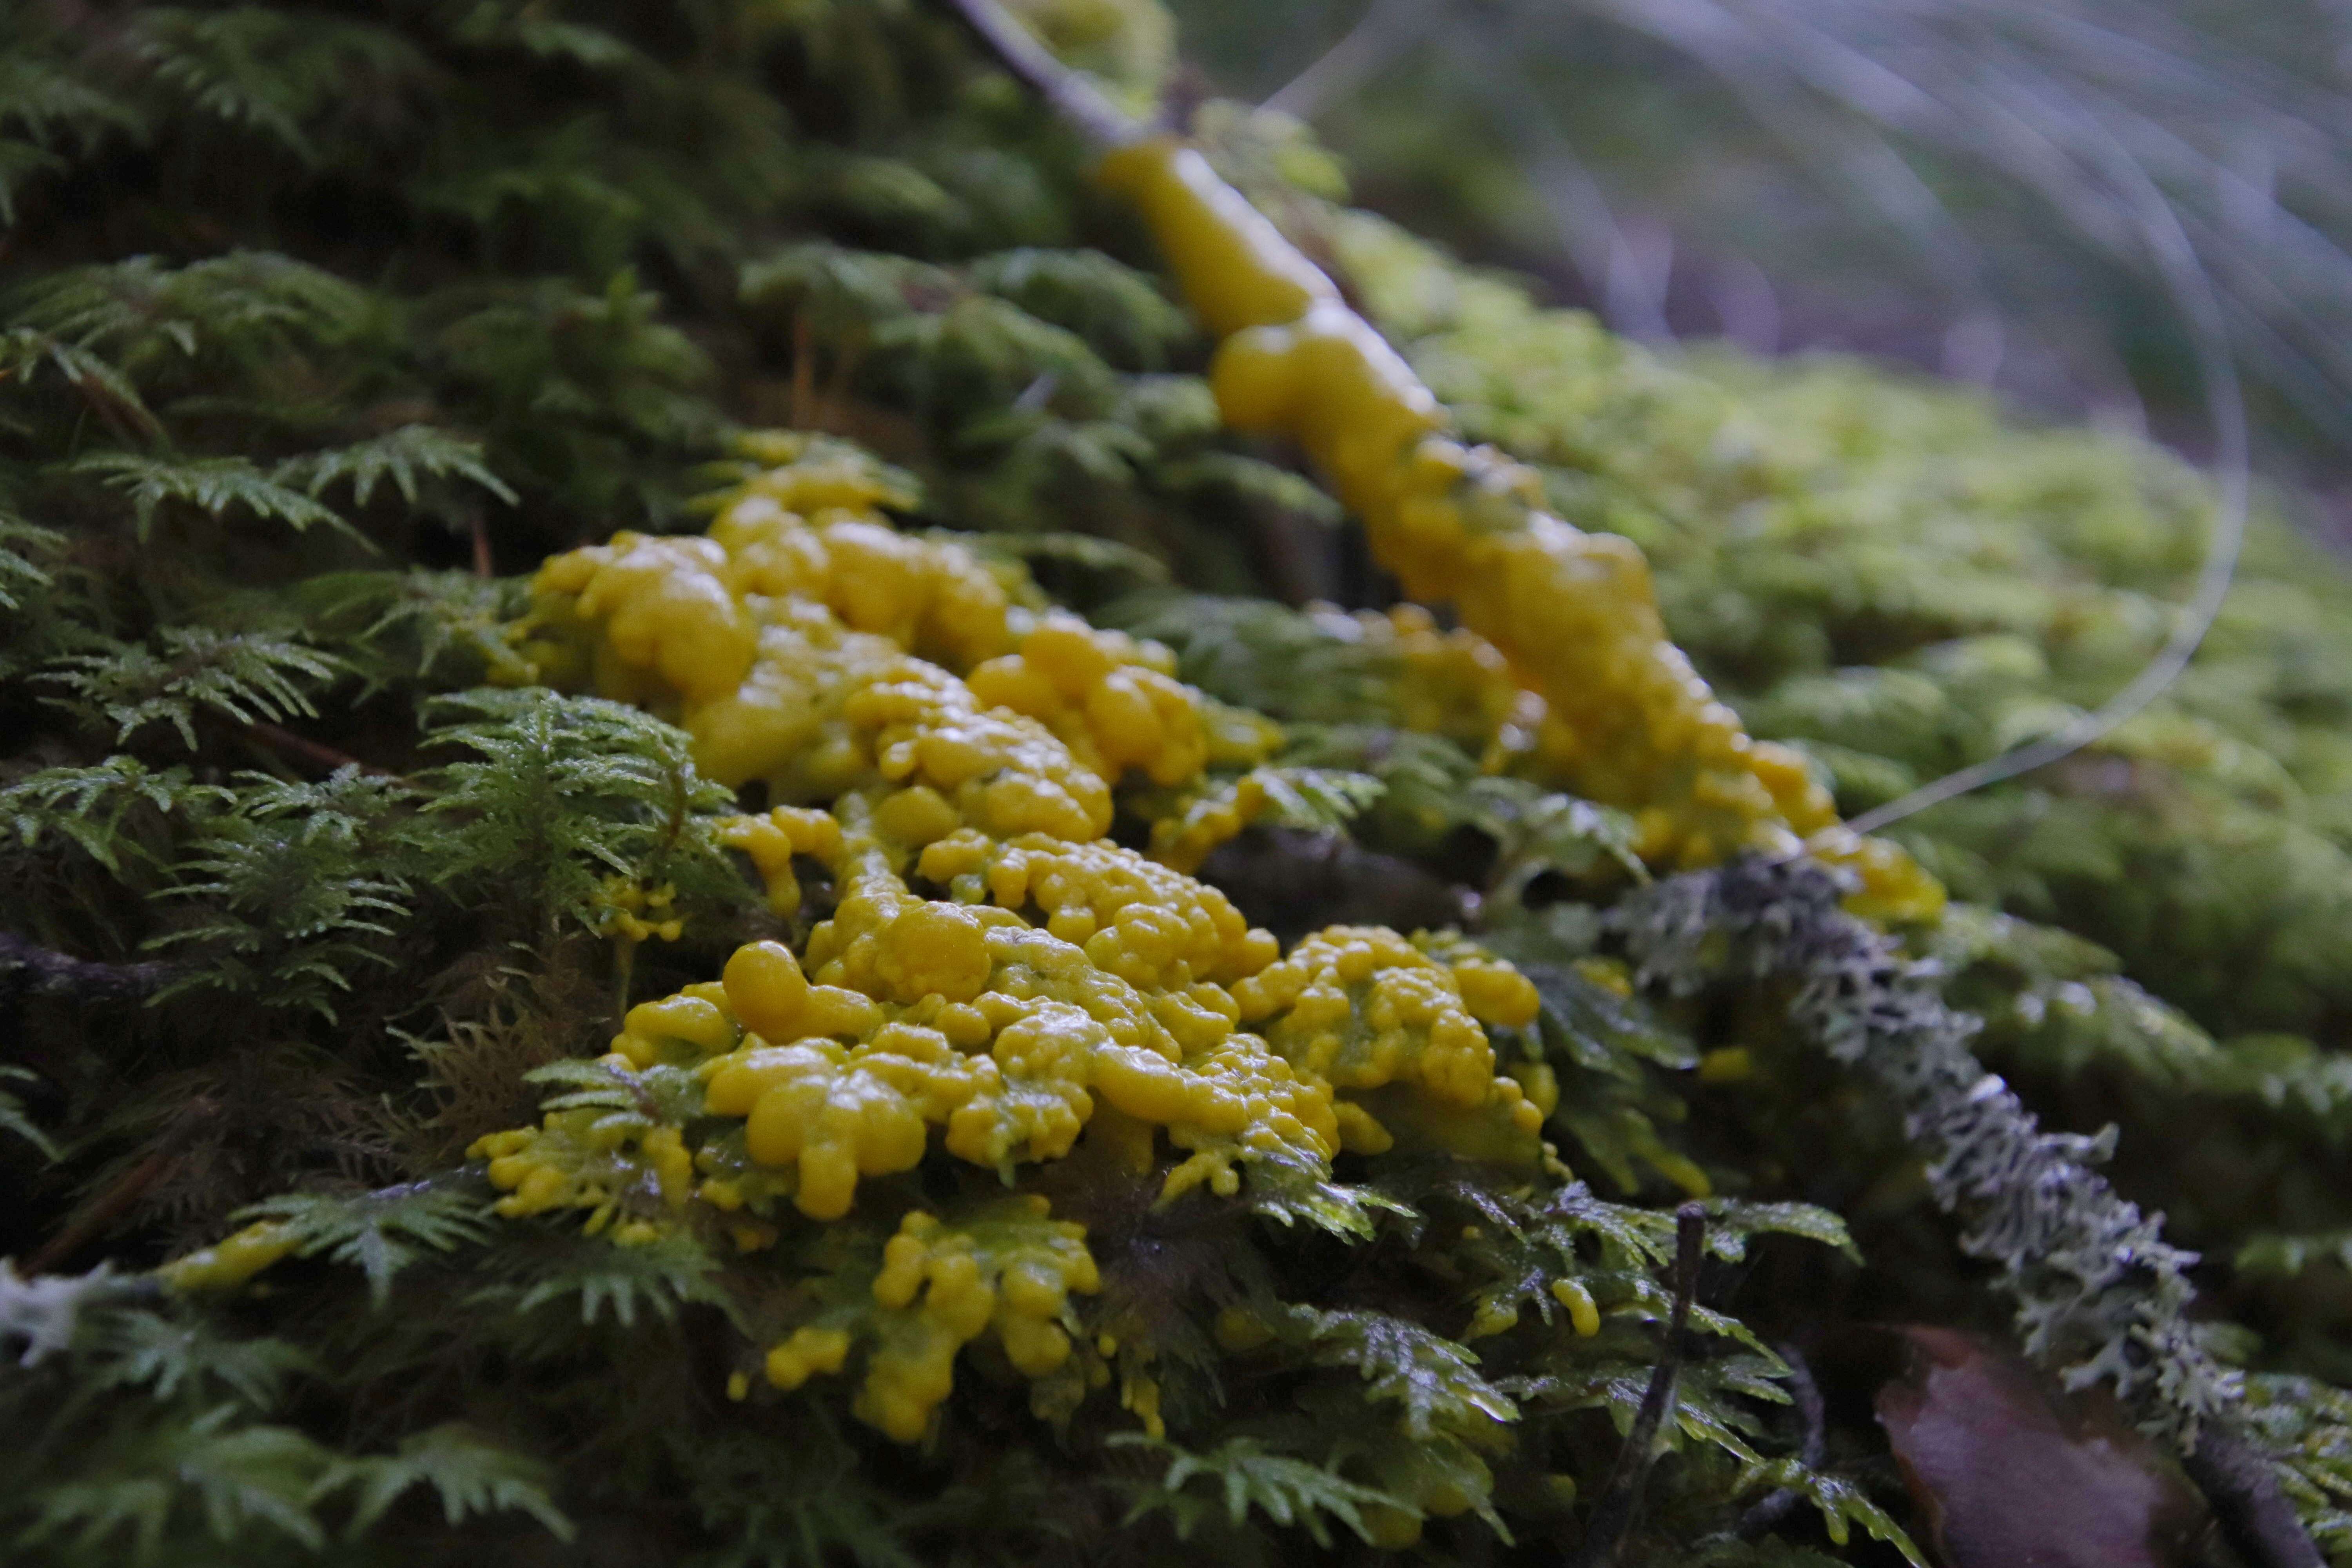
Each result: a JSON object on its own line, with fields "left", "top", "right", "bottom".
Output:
{"left": 1875, "top": 1326, "right": 2211, "bottom": 1568}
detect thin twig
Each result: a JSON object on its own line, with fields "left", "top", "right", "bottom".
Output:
{"left": 1736, "top": 1341, "right": 1826, "bottom": 1537}
{"left": 23, "top": 1146, "right": 177, "bottom": 1277}
{"left": 1572, "top": 1202, "right": 1708, "bottom": 1566}
{"left": 0, "top": 930, "right": 177, "bottom": 1004}
{"left": 934, "top": 0, "right": 1142, "bottom": 149}
{"left": 2185, "top": 1428, "right": 2327, "bottom": 1568}
{"left": 241, "top": 719, "right": 398, "bottom": 779}
{"left": 1260, "top": 0, "right": 1428, "bottom": 121}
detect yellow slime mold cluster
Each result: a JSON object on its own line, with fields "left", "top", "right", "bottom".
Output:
{"left": 507, "top": 436, "right": 1254, "bottom": 855}
{"left": 1312, "top": 602, "right": 1548, "bottom": 767}
{"left": 1097, "top": 140, "right": 1942, "bottom": 922}
{"left": 1235, "top": 926, "right": 1546, "bottom": 1166}
{"left": 465, "top": 777, "right": 1549, "bottom": 1436}
{"left": 464, "top": 469, "right": 1563, "bottom": 1439}
{"left": 835, "top": 1200, "right": 1101, "bottom": 1442}
{"left": 686, "top": 794, "right": 1350, "bottom": 1221}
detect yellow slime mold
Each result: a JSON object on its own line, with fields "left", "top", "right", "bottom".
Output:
{"left": 177, "top": 439, "right": 1574, "bottom": 1456}
{"left": 509, "top": 436, "right": 1254, "bottom": 853}
{"left": 1097, "top": 139, "right": 1943, "bottom": 920}
{"left": 157, "top": 1220, "right": 303, "bottom": 1294}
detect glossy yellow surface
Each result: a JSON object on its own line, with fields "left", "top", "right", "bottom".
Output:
{"left": 509, "top": 437, "right": 1246, "bottom": 848}
{"left": 596, "top": 876, "right": 683, "bottom": 943}
{"left": 748, "top": 1196, "right": 1100, "bottom": 1441}
{"left": 1234, "top": 925, "right": 1546, "bottom": 1167}
{"left": 1550, "top": 1277, "right": 1602, "bottom": 1338}
{"left": 157, "top": 1220, "right": 301, "bottom": 1293}
{"left": 850, "top": 1201, "right": 1100, "bottom": 1440}
{"left": 453, "top": 443, "right": 1562, "bottom": 1440}
{"left": 686, "top": 790, "right": 1348, "bottom": 1221}
{"left": 1366, "top": 603, "right": 1548, "bottom": 767}
{"left": 1096, "top": 140, "right": 1339, "bottom": 338}
{"left": 1102, "top": 137, "right": 1943, "bottom": 920}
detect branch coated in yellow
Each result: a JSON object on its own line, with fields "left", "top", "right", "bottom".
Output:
{"left": 1099, "top": 138, "right": 1944, "bottom": 921}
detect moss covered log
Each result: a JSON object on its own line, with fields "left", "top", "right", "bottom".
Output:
{"left": 8, "top": 1, "right": 2352, "bottom": 1563}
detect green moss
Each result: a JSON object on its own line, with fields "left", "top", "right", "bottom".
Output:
{"left": 5, "top": 1, "right": 2352, "bottom": 1562}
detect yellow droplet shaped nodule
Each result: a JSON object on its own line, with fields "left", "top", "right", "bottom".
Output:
{"left": 724, "top": 939, "right": 809, "bottom": 1042}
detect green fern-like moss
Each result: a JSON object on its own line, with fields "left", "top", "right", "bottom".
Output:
{"left": 4, "top": 1, "right": 2352, "bottom": 1563}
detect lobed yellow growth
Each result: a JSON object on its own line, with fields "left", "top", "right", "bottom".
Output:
{"left": 461, "top": 438, "right": 1570, "bottom": 1441}
{"left": 1342, "top": 603, "right": 1547, "bottom": 768}
{"left": 850, "top": 653, "right": 1118, "bottom": 843}
{"left": 612, "top": 980, "right": 749, "bottom": 1065}
{"left": 1093, "top": 138, "right": 1341, "bottom": 341}
{"left": 1134, "top": 766, "right": 1283, "bottom": 873}
{"left": 158, "top": 1220, "right": 302, "bottom": 1294}
{"left": 1234, "top": 926, "right": 1547, "bottom": 1166}
{"left": 509, "top": 436, "right": 1263, "bottom": 862}
{"left": 968, "top": 611, "right": 1210, "bottom": 789}
{"left": 707, "top": 500, "right": 1014, "bottom": 673}
{"left": 481, "top": 723, "right": 1556, "bottom": 1297}
{"left": 846, "top": 1201, "right": 1101, "bottom": 1440}
{"left": 1550, "top": 1277, "right": 1602, "bottom": 1337}
{"left": 914, "top": 828, "right": 1278, "bottom": 987}
{"left": 763, "top": 1324, "right": 852, "bottom": 1390}
{"left": 466, "top": 759, "right": 1549, "bottom": 1449}
{"left": 596, "top": 876, "right": 683, "bottom": 943}
{"left": 471, "top": 1115, "right": 695, "bottom": 1239}
{"left": 717, "top": 802, "right": 842, "bottom": 919}
{"left": 481, "top": 497, "right": 1566, "bottom": 1247}
{"left": 695, "top": 796, "right": 1345, "bottom": 1219}
{"left": 722, "top": 429, "right": 925, "bottom": 515}
{"left": 1098, "top": 139, "right": 1944, "bottom": 922}
{"left": 750, "top": 1199, "right": 1100, "bottom": 1441}
{"left": 521, "top": 532, "right": 757, "bottom": 708}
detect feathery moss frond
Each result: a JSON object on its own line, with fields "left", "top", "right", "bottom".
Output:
{"left": 417, "top": 688, "right": 744, "bottom": 940}
{"left": 80, "top": 1308, "right": 316, "bottom": 1413}
{"left": 291, "top": 568, "right": 534, "bottom": 693}
{"left": 125, "top": 7, "right": 431, "bottom": 163}
{"left": 145, "top": 769, "right": 418, "bottom": 1018}
{"left": 0, "top": 514, "right": 64, "bottom": 612}
{"left": 237, "top": 1182, "right": 492, "bottom": 1307}
{"left": 1114, "top": 1432, "right": 1414, "bottom": 1547}
{"left": 46, "top": 629, "right": 344, "bottom": 748}
{"left": 475, "top": 1228, "right": 735, "bottom": 1332}
{"left": 278, "top": 426, "right": 516, "bottom": 512}
{"left": 323, "top": 1423, "right": 572, "bottom": 1542}
{"left": 18, "top": 1405, "right": 338, "bottom": 1562}
{"left": 1272, "top": 1303, "right": 1517, "bottom": 1439}
{"left": 0, "top": 760, "right": 220, "bottom": 876}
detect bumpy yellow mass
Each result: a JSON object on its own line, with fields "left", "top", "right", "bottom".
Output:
{"left": 685, "top": 790, "right": 1354, "bottom": 1219}
{"left": 453, "top": 454, "right": 1564, "bottom": 1441}
{"left": 467, "top": 774, "right": 1545, "bottom": 1436}
{"left": 1097, "top": 140, "right": 1943, "bottom": 921}
{"left": 506, "top": 436, "right": 1251, "bottom": 855}
{"left": 1296, "top": 601, "right": 1548, "bottom": 769}
{"left": 851, "top": 1201, "right": 1101, "bottom": 1439}
{"left": 1235, "top": 925, "right": 1545, "bottom": 1165}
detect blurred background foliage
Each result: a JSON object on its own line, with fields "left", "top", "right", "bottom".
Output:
{"left": 1167, "top": 0, "right": 2352, "bottom": 504}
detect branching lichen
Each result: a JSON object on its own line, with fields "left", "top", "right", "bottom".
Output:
{"left": 1615, "top": 855, "right": 2239, "bottom": 1445}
